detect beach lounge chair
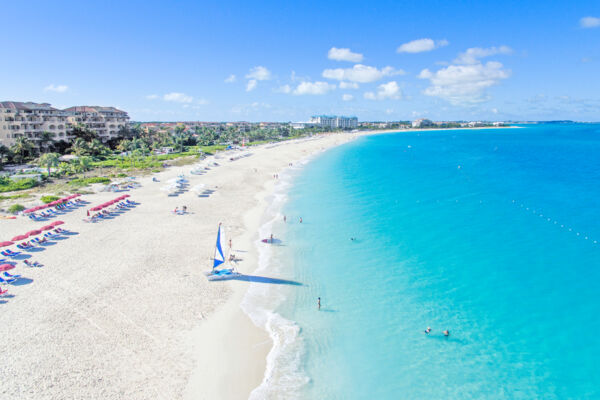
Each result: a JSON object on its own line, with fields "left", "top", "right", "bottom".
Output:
{"left": 31, "top": 237, "right": 49, "bottom": 245}
{"left": 44, "top": 232, "right": 60, "bottom": 239}
{"left": 1, "top": 250, "right": 20, "bottom": 257}
{"left": 3, "top": 272, "right": 21, "bottom": 280}
{"left": 0, "top": 287, "right": 8, "bottom": 296}
{"left": 54, "top": 228, "right": 70, "bottom": 234}
{"left": 17, "top": 243, "right": 32, "bottom": 250}
{"left": 23, "top": 259, "right": 42, "bottom": 267}
{"left": 0, "top": 276, "right": 18, "bottom": 284}
{"left": 29, "top": 214, "right": 43, "bottom": 221}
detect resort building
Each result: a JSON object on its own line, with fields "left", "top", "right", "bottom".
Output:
{"left": 310, "top": 115, "right": 358, "bottom": 130}
{"left": 0, "top": 102, "right": 70, "bottom": 147}
{"left": 63, "top": 106, "right": 129, "bottom": 143}
{"left": 0, "top": 101, "right": 130, "bottom": 148}
{"left": 411, "top": 118, "right": 434, "bottom": 128}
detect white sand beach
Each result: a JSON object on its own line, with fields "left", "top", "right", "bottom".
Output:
{"left": 0, "top": 132, "right": 359, "bottom": 400}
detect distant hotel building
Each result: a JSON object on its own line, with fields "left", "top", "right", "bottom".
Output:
{"left": 0, "top": 101, "right": 129, "bottom": 147}
{"left": 411, "top": 118, "right": 434, "bottom": 128}
{"left": 310, "top": 115, "right": 358, "bottom": 130}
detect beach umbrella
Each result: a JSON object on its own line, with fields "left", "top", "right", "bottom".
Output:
{"left": 51, "top": 221, "right": 64, "bottom": 226}
{"left": 123, "top": 194, "right": 130, "bottom": 198}
{"left": 26, "top": 230, "right": 42, "bottom": 236}
{"left": 41, "top": 225, "right": 54, "bottom": 231}
{"left": 0, "top": 264, "right": 15, "bottom": 272}
{"left": 0, "top": 241, "right": 14, "bottom": 247}
{"left": 11, "top": 234, "right": 28, "bottom": 241}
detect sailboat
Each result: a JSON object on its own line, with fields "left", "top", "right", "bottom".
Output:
{"left": 205, "top": 223, "right": 241, "bottom": 281}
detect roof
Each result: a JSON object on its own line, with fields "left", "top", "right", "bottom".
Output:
{"left": 0, "top": 101, "right": 58, "bottom": 111}
{"left": 63, "top": 106, "right": 128, "bottom": 114}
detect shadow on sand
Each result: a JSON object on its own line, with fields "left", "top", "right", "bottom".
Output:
{"left": 11, "top": 278, "right": 33, "bottom": 286}
{"left": 231, "top": 274, "right": 302, "bottom": 286}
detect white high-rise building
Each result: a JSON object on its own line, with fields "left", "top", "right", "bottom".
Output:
{"left": 310, "top": 115, "right": 358, "bottom": 130}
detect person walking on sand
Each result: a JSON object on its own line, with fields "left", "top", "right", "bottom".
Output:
{"left": 317, "top": 297, "right": 321, "bottom": 310}
{"left": 283, "top": 215, "right": 286, "bottom": 223}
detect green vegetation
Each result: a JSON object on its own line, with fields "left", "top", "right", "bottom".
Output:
{"left": 7, "top": 204, "right": 25, "bottom": 214}
{"left": 0, "top": 122, "right": 330, "bottom": 193}
{"left": 68, "top": 177, "right": 111, "bottom": 188}
{"left": 0, "top": 193, "right": 31, "bottom": 201}
{"left": 41, "top": 195, "right": 61, "bottom": 203}
{"left": 0, "top": 177, "right": 38, "bottom": 193}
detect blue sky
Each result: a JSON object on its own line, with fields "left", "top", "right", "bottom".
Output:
{"left": 2, "top": 0, "right": 599, "bottom": 122}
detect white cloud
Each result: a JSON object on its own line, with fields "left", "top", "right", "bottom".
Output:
{"left": 225, "top": 74, "right": 236, "bottom": 83}
{"left": 397, "top": 38, "right": 449, "bottom": 53}
{"left": 44, "top": 84, "right": 68, "bottom": 93}
{"left": 364, "top": 81, "right": 402, "bottom": 100}
{"left": 246, "top": 79, "right": 258, "bottom": 92}
{"left": 322, "top": 64, "right": 404, "bottom": 83}
{"left": 418, "top": 61, "right": 510, "bottom": 104}
{"left": 454, "top": 46, "right": 512, "bottom": 64}
{"left": 293, "top": 81, "right": 336, "bottom": 95}
{"left": 163, "top": 92, "right": 194, "bottom": 103}
{"left": 580, "top": 16, "right": 600, "bottom": 28}
{"left": 339, "top": 81, "right": 359, "bottom": 89}
{"left": 274, "top": 84, "right": 292, "bottom": 93}
{"left": 328, "top": 47, "right": 363, "bottom": 62}
{"left": 342, "top": 94, "right": 354, "bottom": 101}
{"left": 246, "top": 66, "right": 272, "bottom": 81}
{"left": 145, "top": 94, "right": 159, "bottom": 100}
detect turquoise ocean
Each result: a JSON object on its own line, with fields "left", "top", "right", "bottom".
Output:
{"left": 244, "top": 124, "right": 600, "bottom": 399}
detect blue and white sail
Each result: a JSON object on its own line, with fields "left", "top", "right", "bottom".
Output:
{"left": 213, "top": 224, "right": 225, "bottom": 269}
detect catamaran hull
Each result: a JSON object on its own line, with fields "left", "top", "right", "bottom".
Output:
{"left": 205, "top": 271, "right": 241, "bottom": 281}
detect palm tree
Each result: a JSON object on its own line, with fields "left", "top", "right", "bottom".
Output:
{"left": 0, "top": 144, "right": 12, "bottom": 168}
{"left": 77, "top": 156, "right": 93, "bottom": 173}
{"left": 38, "top": 131, "right": 55, "bottom": 153}
{"left": 10, "top": 137, "right": 35, "bottom": 164}
{"left": 38, "top": 152, "right": 60, "bottom": 176}
{"left": 88, "top": 139, "right": 109, "bottom": 158}
{"left": 174, "top": 126, "right": 187, "bottom": 153}
{"left": 71, "top": 138, "right": 89, "bottom": 156}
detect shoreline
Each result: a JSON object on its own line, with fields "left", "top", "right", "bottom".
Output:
{"left": 184, "top": 133, "right": 359, "bottom": 399}
{"left": 0, "top": 126, "right": 520, "bottom": 399}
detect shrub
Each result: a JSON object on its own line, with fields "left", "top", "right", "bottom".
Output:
{"left": 8, "top": 204, "right": 25, "bottom": 214}
{"left": 69, "top": 177, "right": 111, "bottom": 188}
{"left": 41, "top": 195, "right": 60, "bottom": 203}
{"left": 0, "top": 178, "right": 38, "bottom": 193}
{"left": 117, "top": 173, "right": 128, "bottom": 177}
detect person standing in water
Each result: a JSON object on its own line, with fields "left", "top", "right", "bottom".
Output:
{"left": 317, "top": 297, "right": 321, "bottom": 310}
{"left": 443, "top": 330, "right": 450, "bottom": 337}
{"left": 299, "top": 217, "right": 303, "bottom": 223}
{"left": 283, "top": 215, "right": 286, "bottom": 223}
{"left": 424, "top": 327, "right": 431, "bottom": 334}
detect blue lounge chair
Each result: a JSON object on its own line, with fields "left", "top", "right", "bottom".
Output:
{"left": 3, "top": 272, "right": 21, "bottom": 280}
{"left": 23, "top": 259, "right": 43, "bottom": 267}
{"left": 0, "top": 276, "right": 18, "bottom": 284}
{"left": 1, "top": 250, "right": 21, "bottom": 257}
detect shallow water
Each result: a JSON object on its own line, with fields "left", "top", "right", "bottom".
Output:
{"left": 250, "top": 125, "right": 600, "bottom": 399}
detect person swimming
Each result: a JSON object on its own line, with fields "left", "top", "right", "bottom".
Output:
{"left": 424, "top": 327, "right": 431, "bottom": 334}
{"left": 443, "top": 330, "right": 450, "bottom": 337}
